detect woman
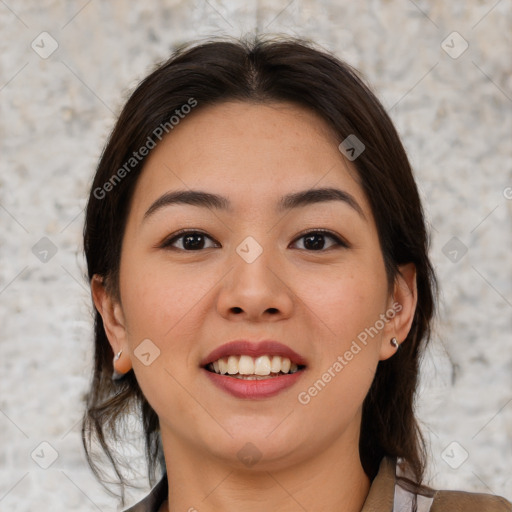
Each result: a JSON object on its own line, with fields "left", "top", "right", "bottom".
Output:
{"left": 82, "top": 36, "right": 511, "bottom": 511}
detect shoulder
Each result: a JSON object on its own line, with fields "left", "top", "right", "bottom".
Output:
{"left": 388, "top": 457, "right": 511, "bottom": 512}
{"left": 430, "top": 489, "right": 512, "bottom": 512}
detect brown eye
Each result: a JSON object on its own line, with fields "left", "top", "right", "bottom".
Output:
{"left": 162, "top": 230, "right": 220, "bottom": 251}
{"left": 291, "top": 230, "right": 347, "bottom": 251}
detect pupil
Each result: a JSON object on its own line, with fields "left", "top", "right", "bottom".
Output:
{"left": 304, "top": 234, "right": 324, "bottom": 250}
{"left": 184, "top": 234, "right": 204, "bottom": 250}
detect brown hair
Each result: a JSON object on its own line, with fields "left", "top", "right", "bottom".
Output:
{"left": 82, "top": 34, "right": 437, "bottom": 501}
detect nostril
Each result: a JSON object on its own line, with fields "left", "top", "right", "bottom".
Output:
{"left": 266, "top": 308, "right": 279, "bottom": 314}
{"left": 231, "top": 307, "right": 243, "bottom": 314}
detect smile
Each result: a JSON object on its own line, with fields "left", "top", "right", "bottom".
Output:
{"left": 201, "top": 340, "right": 308, "bottom": 398}
{"left": 200, "top": 340, "right": 307, "bottom": 400}
{"left": 206, "top": 355, "right": 303, "bottom": 379}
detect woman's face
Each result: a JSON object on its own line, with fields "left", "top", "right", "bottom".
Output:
{"left": 95, "top": 101, "right": 416, "bottom": 471}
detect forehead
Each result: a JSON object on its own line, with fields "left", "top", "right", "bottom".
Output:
{"left": 131, "top": 101, "right": 367, "bottom": 214}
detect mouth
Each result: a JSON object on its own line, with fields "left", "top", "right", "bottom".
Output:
{"left": 200, "top": 340, "right": 307, "bottom": 398}
{"left": 204, "top": 354, "right": 306, "bottom": 380}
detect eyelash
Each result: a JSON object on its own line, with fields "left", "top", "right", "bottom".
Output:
{"left": 160, "top": 229, "right": 348, "bottom": 251}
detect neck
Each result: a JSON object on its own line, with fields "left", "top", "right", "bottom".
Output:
{"left": 160, "top": 427, "right": 371, "bottom": 512}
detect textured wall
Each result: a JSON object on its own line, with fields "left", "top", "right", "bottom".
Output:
{"left": 0, "top": 1, "right": 511, "bottom": 510}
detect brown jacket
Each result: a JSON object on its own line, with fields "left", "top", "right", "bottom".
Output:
{"left": 125, "top": 457, "right": 511, "bottom": 511}
{"left": 363, "top": 457, "right": 511, "bottom": 511}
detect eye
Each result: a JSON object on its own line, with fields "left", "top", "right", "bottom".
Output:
{"left": 161, "top": 230, "right": 220, "bottom": 251}
{"left": 290, "top": 230, "right": 348, "bottom": 251}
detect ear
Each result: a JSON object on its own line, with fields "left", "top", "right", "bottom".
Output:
{"left": 91, "top": 274, "right": 132, "bottom": 375}
{"left": 379, "top": 263, "right": 417, "bottom": 361}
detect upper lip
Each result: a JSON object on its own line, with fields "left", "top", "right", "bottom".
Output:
{"left": 201, "top": 340, "right": 308, "bottom": 367}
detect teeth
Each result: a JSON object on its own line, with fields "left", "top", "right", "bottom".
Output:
{"left": 227, "top": 355, "right": 238, "bottom": 375}
{"left": 270, "top": 355, "right": 281, "bottom": 373}
{"left": 209, "top": 355, "right": 301, "bottom": 376}
{"left": 218, "top": 357, "right": 228, "bottom": 374}
{"left": 232, "top": 374, "right": 279, "bottom": 380}
{"left": 238, "top": 355, "right": 255, "bottom": 375}
{"left": 254, "top": 355, "right": 271, "bottom": 375}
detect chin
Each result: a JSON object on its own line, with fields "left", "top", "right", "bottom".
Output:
{"left": 202, "top": 425, "right": 307, "bottom": 470}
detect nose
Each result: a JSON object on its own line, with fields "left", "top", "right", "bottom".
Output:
{"left": 216, "top": 243, "right": 294, "bottom": 322}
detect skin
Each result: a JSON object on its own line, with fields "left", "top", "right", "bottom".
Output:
{"left": 92, "top": 101, "right": 417, "bottom": 512}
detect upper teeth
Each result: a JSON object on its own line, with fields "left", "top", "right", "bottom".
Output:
{"left": 209, "top": 355, "right": 299, "bottom": 375}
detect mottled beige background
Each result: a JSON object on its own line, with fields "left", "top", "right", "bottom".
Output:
{"left": 0, "top": 1, "right": 511, "bottom": 510}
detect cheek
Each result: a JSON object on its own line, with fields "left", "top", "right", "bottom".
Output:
{"left": 120, "top": 258, "right": 210, "bottom": 340}
{"left": 293, "top": 270, "right": 386, "bottom": 432}
{"left": 118, "top": 259, "right": 208, "bottom": 417}
{"left": 294, "top": 261, "right": 388, "bottom": 347}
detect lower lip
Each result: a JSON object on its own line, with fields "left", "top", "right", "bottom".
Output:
{"left": 202, "top": 368, "right": 305, "bottom": 399}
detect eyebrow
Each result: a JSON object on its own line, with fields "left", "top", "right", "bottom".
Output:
{"left": 143, "top": 187, "right": 366, "bottom": 221}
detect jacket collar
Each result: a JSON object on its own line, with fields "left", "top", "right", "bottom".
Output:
{"left": 124, "top": 476, "right": 167, "bottom": 512}
{"left": 360, "top": 457, "right": 396, "bottom": 512}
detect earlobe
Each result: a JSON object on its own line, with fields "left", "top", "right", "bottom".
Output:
{"left": 91, "top": 275, "right": 131, "bottom": 371}
{"left": 379, "top": 263, "right": 417, "bottom": 361}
